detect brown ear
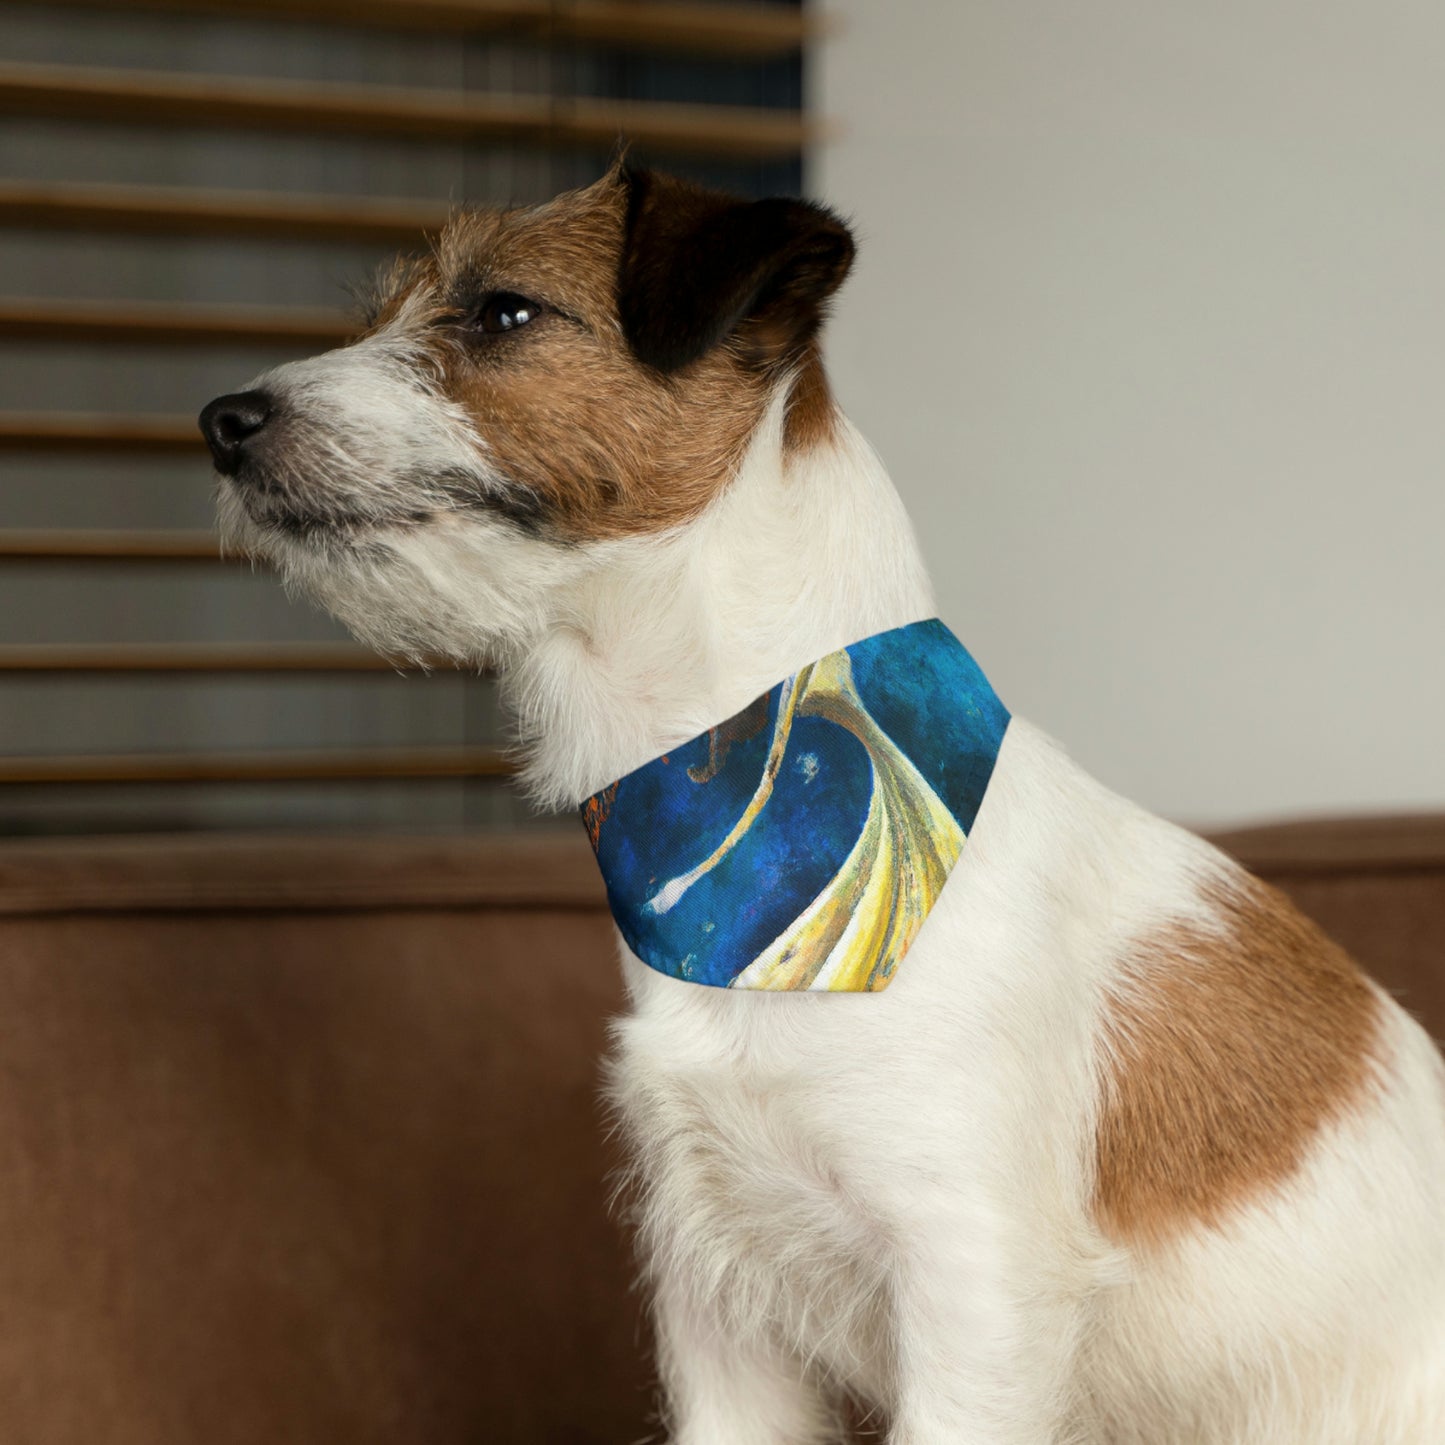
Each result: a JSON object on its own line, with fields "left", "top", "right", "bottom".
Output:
{"left": 617, "top": 167, "right": 855, "bottom": 375}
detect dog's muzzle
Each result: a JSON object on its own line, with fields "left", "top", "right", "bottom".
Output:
{"left": 199, "top": 390, "right": 274, "bottom": 476}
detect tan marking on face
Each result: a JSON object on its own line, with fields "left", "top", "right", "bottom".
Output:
{"left": 375, "top": 175, "right": 774, "bottom": 541}
{"left": 1094, "top": 874, "right": 1382, "bottom": 1247}
{"left": 781, "top": 340, "right": 839, "bottom": 454}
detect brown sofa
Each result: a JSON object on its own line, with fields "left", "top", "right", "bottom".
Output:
{"left": 0, "top": 819, "right": 1440, "bottom": 1443}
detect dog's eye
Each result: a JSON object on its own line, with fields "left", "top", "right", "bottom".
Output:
{"left": 474, "top": 292, "right": 542, "bottom": 335}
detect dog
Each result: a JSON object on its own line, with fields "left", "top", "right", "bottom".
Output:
{"left": 200, "top": 164, "right": 1445, "bottom": 1443}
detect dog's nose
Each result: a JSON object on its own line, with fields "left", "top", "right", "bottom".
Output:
{"left": 199, "top": 390, "right": 273, "bottom": 475}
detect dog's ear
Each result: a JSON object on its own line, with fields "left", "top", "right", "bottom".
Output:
{"left": 618, "top": 167, "right": 855, "bottom": 375}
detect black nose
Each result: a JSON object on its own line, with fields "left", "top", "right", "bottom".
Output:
{"left": 199, "top": 390, "right": 272, "bottom": 475}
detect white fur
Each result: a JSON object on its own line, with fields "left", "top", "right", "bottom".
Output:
{"left": 221, "top": 351, "right": 1445, "bottom": 1442}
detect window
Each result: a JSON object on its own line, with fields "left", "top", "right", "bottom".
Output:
{"left": 0, "top": 0, "right": 812, "bottom": 835}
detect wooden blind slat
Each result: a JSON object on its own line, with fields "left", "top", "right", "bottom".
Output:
{"left": 0, "top": 746, "right": 513, "bottom": 784}
{"left": 0, "top": 298, "right": 353, "bottom": 348}
{"left": 0, "top": 643, "right": 426, "bottom": 672}
{"left": 0, "top": 530, "right": 228, "bottom": 561}
{"left": 0, "top": 180, "right": 449, "bottom": 245}
{"left": 562, "top": 0, "right": 815, "bottom": 57}
{"left": 0, "top": 62, "right": 818, "bottom": 161}
{"left": 21, "top": 0, "right": 815, "bottom": 58}
{"left": 0, "top": 412, "right": 201, "bottom": 452}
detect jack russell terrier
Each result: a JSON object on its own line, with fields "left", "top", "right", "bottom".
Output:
{"left": 200, "top": 164, "right": 1445, "bottom": 1444}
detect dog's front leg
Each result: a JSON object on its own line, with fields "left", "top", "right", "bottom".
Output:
{"left": 654, "top": 1274, "right": 841, "bottom": 1445}
{"left": 884, "top": 1220, "right": 1086, "bottom": 1445}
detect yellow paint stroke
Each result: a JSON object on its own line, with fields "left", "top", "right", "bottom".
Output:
{"left": 643, "top": 649, "right": 964, "bottom": 990}
{"left": 732, "top": 650, "right": 963, "bottom": 991}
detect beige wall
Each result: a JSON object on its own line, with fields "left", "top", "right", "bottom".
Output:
{"left": 813, "top": 1, "right": 1445, "bottom": 826}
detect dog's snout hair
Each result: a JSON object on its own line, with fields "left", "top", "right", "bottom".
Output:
{"left": 216, "top": 334, "right": 498, "bottom": 535}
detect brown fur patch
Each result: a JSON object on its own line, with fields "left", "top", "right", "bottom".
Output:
{"left": 381, "top": 178, "right": 769, "bottom": 540}
{"left": 783, "top": 342, "right": 840, "bottom": 453}
{"left": 363, "top": 170, "right": 847, "bottom": 541}
{"left": 1094, "top": 873, "right": 1382, "bottom": 1247}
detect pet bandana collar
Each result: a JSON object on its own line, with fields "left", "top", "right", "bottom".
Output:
{"left": 581, "top": 618, "right": 1009, "bottom": 992}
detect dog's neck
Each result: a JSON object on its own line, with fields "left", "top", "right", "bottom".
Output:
{"left": 506, "top": 390, "right": 937, "bottom": 810}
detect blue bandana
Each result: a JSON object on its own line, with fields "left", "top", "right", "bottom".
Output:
{"left": 581, "top": 619, "right": 1009, "bottom": 992}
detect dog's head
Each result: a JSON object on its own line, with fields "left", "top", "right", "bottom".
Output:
{"left": 199, "top": 166, "right": 854, "bottom": 663}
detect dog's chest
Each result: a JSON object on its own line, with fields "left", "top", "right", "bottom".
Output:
{"left": 611, "top": 989, "right": 895, "bottom": 1385}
